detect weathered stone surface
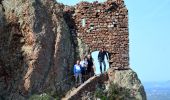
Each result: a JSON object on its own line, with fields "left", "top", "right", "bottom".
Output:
{"left": 62, "top": 68, "right": 146, "bottom": 100}
{"left": 0, "top": 0, "right": 74, "bottom": 99}
{"left": 62, "top": 74, "right": 108, "bottom": 100}
{"left": 0, "top": 4, "right": 5, "bottom": 33}
{"left": 0, "top": 0, "right": 146, "bottom": 99}
{"left": 108, "top": 68, "right": 147, "bottom": 100}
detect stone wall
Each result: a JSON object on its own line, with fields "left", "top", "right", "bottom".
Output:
{"left": 64, "top": 0, "right": 129, "bottom": 68}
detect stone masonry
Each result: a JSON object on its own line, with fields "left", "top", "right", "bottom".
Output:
{"left": 64, "top": 0, "right": 129, "bottom": 68}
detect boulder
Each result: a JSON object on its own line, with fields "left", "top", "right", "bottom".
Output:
{"left": 108, "top": 68, "right": 147, "bottom": 100}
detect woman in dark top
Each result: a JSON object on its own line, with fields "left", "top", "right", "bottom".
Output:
{"left": 87, "top": 54, "right": 94, "bottom": 78}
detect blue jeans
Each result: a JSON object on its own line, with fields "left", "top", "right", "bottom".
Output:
{"left": 75, "top": 73, "right": 82, "bottom": 84}
{"left": 99, "top": 60, "right": 106, "bottom": 73}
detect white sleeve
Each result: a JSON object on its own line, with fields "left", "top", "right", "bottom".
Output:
{"left": 80, "top": 61, "right": 84, "bottom": 67}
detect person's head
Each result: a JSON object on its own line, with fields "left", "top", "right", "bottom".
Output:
{"left": 84, "top": 56, "right": 88, "bottom": 61}
{"left": 87, "top": 54, "right": 91, "bottom": 59}
{"left": 76, "top": 60, "right": 80, "bottom": 65}
{"left": 102, "top": 46, "right": 106, "bottom": 51}
{"left": 100, "top": 48, "right": 104, "bottom": 52}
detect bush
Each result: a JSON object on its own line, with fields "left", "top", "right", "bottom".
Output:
{"left": 29, "top": 93, "right": 59, "bottom": 100}
{"left": 108, "top": 83, "right": 131, "bottom": 100}
{"left": 94, "top": 83, "right": 133, "bottom": 100}
{"left": 94, "top": 88, "right": 107, "bottom": 100}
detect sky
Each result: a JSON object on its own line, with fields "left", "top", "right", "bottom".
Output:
{"left": 91, "top": 51, "right": 109, "bottom": 75}
{"left": 57, "top": 0, "right": 170, "bottom": 82}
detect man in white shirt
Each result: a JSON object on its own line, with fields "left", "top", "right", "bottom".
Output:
{"left": 80, "top": 56, "right": 88, "bottom": 82}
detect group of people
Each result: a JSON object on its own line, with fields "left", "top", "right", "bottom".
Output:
{"left": 73, "top": 54, "right": 94, "bottom": 85}
{"left": 73, "top": 48, "right": 109, "bottom": 85}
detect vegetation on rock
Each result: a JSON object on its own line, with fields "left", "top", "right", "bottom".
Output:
{"left": 29, "top": 93, "right": 59, "bottom": 100}
{"left": 95, "top": 83, "right": 135, "bottom": 100}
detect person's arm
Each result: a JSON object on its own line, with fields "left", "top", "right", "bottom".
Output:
{"left": 80, "top": 65, "right": 82, "bottom": 69}
{"left": 98, "top": 52, "right": 100, "bottom": 61}
{"left": 105, "top": 51, "right": 109, "bottom": 60}
{"left": 85, "top": 61, "right": 88, "bottom": 68}
{"left": 80, "top": 61, "right": 83, "bottom": 67}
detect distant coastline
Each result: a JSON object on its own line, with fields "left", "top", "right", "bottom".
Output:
{"left": 143, "top": 81, "right": 170, "bottom": 100}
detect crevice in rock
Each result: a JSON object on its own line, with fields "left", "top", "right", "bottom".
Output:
{"left": 0, "top": 0, "right": 3, "bottom": 5}
{"left": 63, "top": 7, "right": 78, "bottom": 61}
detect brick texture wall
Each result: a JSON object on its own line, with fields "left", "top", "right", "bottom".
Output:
{"left": 64, "top": 0, "right": 129, "bottom": 68}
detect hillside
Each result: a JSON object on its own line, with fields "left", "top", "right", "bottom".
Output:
{"left": 144, "top": 81, "right": 170, "bottom": 100}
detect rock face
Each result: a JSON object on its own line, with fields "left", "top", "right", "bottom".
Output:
{"left": 62, "top": 68, "right": 147, "bottom": 100}
{"left": 62, "top": 74, "right": 108, "bottom": 100}
{"left": 108, "top": 68, "right": 147, "bottom": 100}
{"left": 0, "top": 0, "right": 74, "bottom": 99}
{"left": 0, "top": 0, "right": 146, "bottom": 100}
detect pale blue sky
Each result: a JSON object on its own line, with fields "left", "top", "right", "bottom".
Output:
{"left": 91, "top": 51, "right": 109, "bottom": 75}
{"left": 57, "top": 0, "right": 170, "bottom": 82}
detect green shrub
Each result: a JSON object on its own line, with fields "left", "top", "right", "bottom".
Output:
{"left": 95, "top": 83, "right": 133, "bottom": 100}
{"left": 29, "top": 93, "right": 59, "bottom": 100}
{"left": 108, "top": 83, "right": 131, "bottom": 100}
{"left": 94, "top": 88, "right": 107, "bottom": 100}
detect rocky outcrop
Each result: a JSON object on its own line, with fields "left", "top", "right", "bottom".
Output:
{"left": 62, "top": 74, "right": 108, "bottom": 100}
{"left": 62, "top": 68, "right": 146, "bottom": 100}
{"left": 108, "top": 68, "right": 147, "bottom": 100}
{"left": 0, "top": 0, "right": 74, "bottom": 99}
{"left": 0, "top": 0, "right": 146, "bottom": 100}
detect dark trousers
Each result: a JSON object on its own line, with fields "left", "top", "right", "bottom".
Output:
{"left": 81, "top": 68, "right": 86, "bottom": 82}
{"left": 99, "top": 60, "right": 106, "bottom": 73}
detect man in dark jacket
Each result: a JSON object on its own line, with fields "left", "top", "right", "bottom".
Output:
{"left": 98, "top": 48, "right": 109, "bottom": 73}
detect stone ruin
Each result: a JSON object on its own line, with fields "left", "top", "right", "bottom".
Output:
{"left": 64, "top": 0, "right": 129, "bottom": 69}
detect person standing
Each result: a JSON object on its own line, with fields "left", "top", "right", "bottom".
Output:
{"left": 98, "top": 47, "right": 109, "bottom": 73}
{"left": 73, "top": 60, "right": 82, "bottom": 85}
{"left": 87, "top": 54, "right": 94, "bottom": 78}
{"left": 80, "top": 56, "right": 88, "bottom": 82}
